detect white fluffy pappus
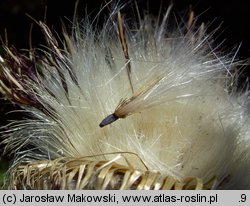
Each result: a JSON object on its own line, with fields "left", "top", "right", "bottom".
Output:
{"left": 0, "top": 3, "right": 250, "bottom": 189}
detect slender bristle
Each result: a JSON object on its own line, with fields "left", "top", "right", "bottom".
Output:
{"left": 0, "top": 3, "right": 249, "bottom": 189}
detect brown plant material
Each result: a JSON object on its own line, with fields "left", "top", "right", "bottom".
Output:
{"left": 9, "top": 157, "right": 216, "bottom": 190}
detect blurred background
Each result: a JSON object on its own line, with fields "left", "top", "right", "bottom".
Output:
{"left": 0, "top": 0, "right": 249, "bottom": 187}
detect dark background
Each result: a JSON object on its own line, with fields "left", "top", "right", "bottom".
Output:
{"left": 0, "top": 0, "right": 249, "bottom": 85}
{"left": 0, "top": 0, "right": 249, "bottom": 184}
{"left": 0, "top": 0, "right": 250, "bottom": 55}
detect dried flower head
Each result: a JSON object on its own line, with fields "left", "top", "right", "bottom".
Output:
{"left": 0, "top": 2, "right": 249, "bottom": 189}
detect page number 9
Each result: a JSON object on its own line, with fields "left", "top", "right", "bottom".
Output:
{"left": 240, "top": 194, "right": 246, "bottom": 202}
